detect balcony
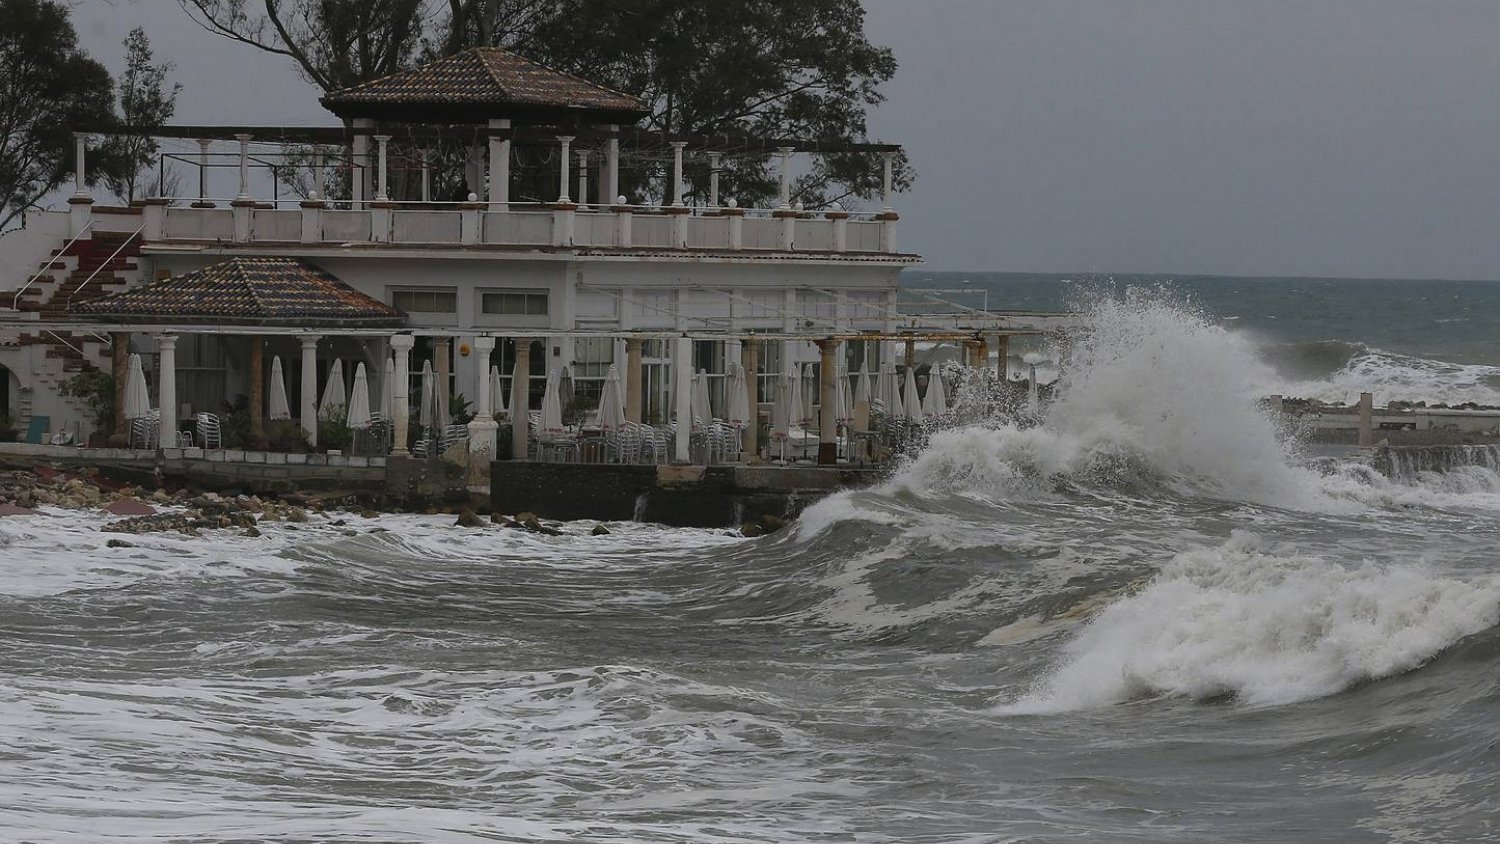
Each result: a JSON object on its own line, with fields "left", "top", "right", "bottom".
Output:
{"left": 131, "top": 199, "right": 904, "bottom": 257}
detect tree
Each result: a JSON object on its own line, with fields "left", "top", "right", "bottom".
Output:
{"left": 176, "top": 0, "right": 910, "bottom": 208}
{"left": 177, "top": 0, "right": 427, "bottom": 92}
{"left": 107, "top": 27, "right": 182, "bottom": 204}
{"left": 0, "top": 0, "right": 122, "bottom": 231}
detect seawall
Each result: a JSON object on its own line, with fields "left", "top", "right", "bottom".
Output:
{"left": 490, "top": 462, "right": 886, "bottom": 528}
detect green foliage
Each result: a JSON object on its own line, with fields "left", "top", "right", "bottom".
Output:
{"left": 562, "top": 392, "right": 597, "bottom": 427}
{"left": 176, "top": 0, "right": 907, "bottom": 208}
{"left": 0, "top": 0, "right": 126, "bottom": 231}
{"left": 59, "top": 366, "right": 115, "bottom": 434}
{"left": 106, "top": 27, "right": 181, "bottom": 203}
{"left": 317, "top": 405, "right": 352, "bottom": 452}
{"left": 267, "top": 419, "right": 309, "bottom": 453}
{"left": 450, "top": 391, "right": 473, "bottom": 426}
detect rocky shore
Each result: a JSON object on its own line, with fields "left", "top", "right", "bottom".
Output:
{"left": 0, "top": 463, "right": 766, "bottom": 538}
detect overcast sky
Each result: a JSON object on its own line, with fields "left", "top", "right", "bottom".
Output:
{"left": 68, "top": 0, "right": 1500, "bottom": 279}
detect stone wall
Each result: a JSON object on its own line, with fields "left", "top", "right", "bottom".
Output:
{"left": 490, "top": 462, "right": 886, "bottom": 527}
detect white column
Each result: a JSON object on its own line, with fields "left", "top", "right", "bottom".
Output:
{"left": 576, "top": 150, "right": 590, "bottom": 210}
{"left": 776, "top": 146, "right": 794, "bottom": 208}
{"left": 156, "top": 334, "right": 177, "bottom": 449}
{"left": 881, "top": 151, "right": 895, "bottom": 211}
{"left": 350, "top": 120, "right": 371, "bottom": 207}
{"left": 605, "top": 127, "right": 620, "bottom": 204}
{"left": 390, "top": 334, "right": 413, "bottom": 455}
{"left": 468, "top": 335, "right": 498, "bottom": 457}
{"left": 312, "top": 147, "right": 324, "bottom": 200}
{"left": 419, "top": 149, "right": 431, "bottom": 202}
{"left": 708, "top": 152, "right": 722, "bottom": 207}
{"left": 196, "top": 139, "right": 211, "bottom": 204}
{"left": 235, "top": 133, "right": 252, "bottom": 201}
{"left": 373, "top": 134, "right": 391, "bottom": 201}
{"left": 670, "top": 141, "right": 687, "bottom": 206}
{"left": 299, "top": 334, "right": 319, "bottom": 447}
{"left": 673, "top": 336, "right": 692, "bottom": 462}
{"left": 488, "top": 118, "right": 510, "bottom": 210}
{"left": 73, "top": 133, "right": 88, "bottom": 196}
{"left": 557, "top": 136, "right": 574, "bottom": 203}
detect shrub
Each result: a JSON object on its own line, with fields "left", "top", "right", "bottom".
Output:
{"left": 266, "top": 419, "right": 309, "bottom": 453}
{"left": 60, "top": 366, "right": 114, "bottom": 433}
{"left": 317, "top": 405, "right": 351, "bottom": 452}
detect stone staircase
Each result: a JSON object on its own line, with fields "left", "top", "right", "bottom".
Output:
{"left": 1, "top": 230, "right": 143, "bottom": 438}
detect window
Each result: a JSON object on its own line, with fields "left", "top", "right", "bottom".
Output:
{"left": 481, "top": 290, "right": 549, "bottom": 316}
{"left": 572, "top": 337, "right": 614, "bottom": 379}
{"left": 392, "top": 288, "right": 456, "bottom": 314}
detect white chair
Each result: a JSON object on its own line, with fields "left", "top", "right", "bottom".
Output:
{"left": 194, "top": 413, "right": 222, "bottom": 449}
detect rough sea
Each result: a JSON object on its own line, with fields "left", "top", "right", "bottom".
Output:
{"left": 3, "top": 274, "right": 1499, "bottom": 842}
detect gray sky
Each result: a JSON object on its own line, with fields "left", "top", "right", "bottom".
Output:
{"left": 70, "top": 0, "right": 1500, "bottom": 278}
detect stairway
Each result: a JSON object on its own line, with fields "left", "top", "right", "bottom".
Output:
{"left": 32, "top": 231, "right": 142, "bottom": 318}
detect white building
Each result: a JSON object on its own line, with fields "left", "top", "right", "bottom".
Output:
{"left": 0, "top": 47, "right": 1052, "bottom": 465}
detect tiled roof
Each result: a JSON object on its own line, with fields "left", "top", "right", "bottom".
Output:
{"left": 321, "top": 47, "right": 646, "bottom": 120}
{"left": 71, "top": 258, "right": 406, "bottom": 327}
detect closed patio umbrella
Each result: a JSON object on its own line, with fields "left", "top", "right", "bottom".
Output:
{"left": 346, "top": 362, "right": 372, "bottom": 429}
{"left": 418, "top": 360, "right": 435, "bottom": 429}
{"left": 267, "top": 356, "right": 291, "bottom": 421}
{"left": 540, "top": 365, "right": 564, "bottom": 437}
{"left": 124, "top": 353, "right": 151, "bottom": 419}
{"left": 725, "top": 362, "right": 750, "bottom": 428}
{"left": 381, "top": 357, "right": 395, "bottom": 420}
{"left": 836, "top": 364, "right": 853, "bottom": 424}
{"left": 902, "top": 365, "right": 922, "bottom": 422}
{"left": 800, "top": 363, "right": 817, "bottom": 428}
{"left": 597, "top": 364, "right": 626, "bottom": 432}
{"left": 771, "top": 366, "right": 792, "bottom": 451}
{"left": 874, "top": 361, "right": 897, "bottom": 416}
{"left": 559, "top": 365, "right": 575, "bottom": 412}
{"left": 318, "top": 358, "right": 346, "bottom": 418}
{"left": 787, "top": 361, "right": 805, "bottom": 432}
{"left": 853, "top": 367, "right": 872, "bottom": 430}
{"left": 922, "top": 367, "right": 948, "bottom": 418}
{"left": 1028, "top": 363, "right": 1040, "bottom": 413}
{"left": 691, "top": 369, "right": 711, "bottom": 429}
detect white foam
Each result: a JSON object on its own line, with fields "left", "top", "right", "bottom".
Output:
{"left": 997, "top": 531, "right": 1500, "bottom": 713}
{"left": 1266, "top": 345, "right": 1500, "bottom": 407}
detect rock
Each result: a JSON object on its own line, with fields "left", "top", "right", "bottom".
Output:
{"left": 591, "top": 524, "right": 611, "bottom": 536}
{"left": 105, "top": 538, "right": 133, "bottom": 548}
{"left": 103, "top": 499, "right": 156, "bottom": 517}
{"left": 454, "top": 509, "right": 484, "bottom": 528}
{"left": 241, "top": 526, "right": 261, "bottom": 538}
{"left": 0, "top": 503, "right": 36, "bottom": 517}
{"left": 285, "top": 507, "right": 308, "bottom": 523}
{"left": 740, "top": 523, "right": 765, "bottom": 538}
{"left": 360, "top": 509, "right": 380, "bottom": 519}
{"left": 758, "top": 514, "right": 786, "bottom": 533}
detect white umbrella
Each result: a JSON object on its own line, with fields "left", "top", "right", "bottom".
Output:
{"left": 381, "top": 357, "right": 395, "bottom": 420}
{"left": 318, "top": 358, "right": 346, "bottom": 419}
{"left": 560, "top": 365, "right": 575, "bottom": 411}
{"left": 853, "top": 367, "right": 872, "bottom": 430}
{"left": 902, "top": 365, "right": 922, "bottom": 422}
{"left": 691, "top": 369, "right": 711, "bottom": 429}
{"left": 836, "top": 364, "right": 853, "bottom": 424}
{"left": 540, "top": 365, "right": 564, "bottom": 436}
{"left": 346, "top": 362, "right": 372, "bottom": 429}
{"left": 787, "top": 361, "right": 805, "bottom": 432}
{"left": 124, "top": 353, "right": 151, "bottom": 419}
{"left": 771, "top": 366, "right": 792, "bottom": 443}
{"left": 267, "top": 355, "right": 290, "bottom": 421}
{"left": 874, "top": 361, "right": 897, "bottom": 416}
{"left": 490, "top": 365, "right": 507, "bottom": 418}
{"left": 418, "top": 360, "right": 435, "bottom": 429}
{"left": 801, "top": 363, "right": 818, "bottom": 428}
{"left": 922, "top": 367, "right": 948, "bottom": 418}
{"left": 725, "top": 362, "right": 750, "bottom": 428}
{"left": 598, "top": 364, "right": 626, "bottom": 432}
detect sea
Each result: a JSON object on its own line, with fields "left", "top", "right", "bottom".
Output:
{"left": 2, "top": 272, "right": 1499, "bottom": 842}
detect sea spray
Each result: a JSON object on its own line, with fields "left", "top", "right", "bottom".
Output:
{"left": 996, "top": 531, "right": 1500, "bottom": 712}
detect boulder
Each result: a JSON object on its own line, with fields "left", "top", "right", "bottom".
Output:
{"left": 454, "top": 509, "right": 484, "bottom": 528}
{"left": 590, "top": 523, "right": 611, "bottom": 536}
{"left": 0, "top": 503, "right": 36, "bottom": 517}
{"left": 103, "top": 499, "right": 156, "bottom": 517}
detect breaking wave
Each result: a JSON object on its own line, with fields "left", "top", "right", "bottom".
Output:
{"left": 1255, "top": 339, "right": 1500, "bottom": 407}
